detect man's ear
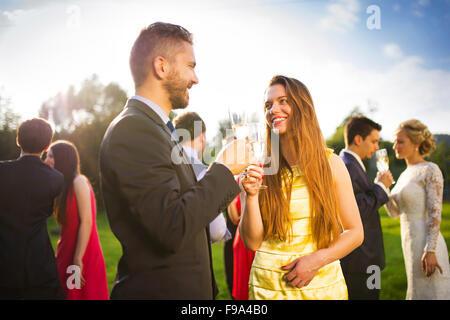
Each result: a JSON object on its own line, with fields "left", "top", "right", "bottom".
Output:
{"left": 153, "top": 56, "right": 169, "bottom": 80}
{"left": 16, "top": 136, "right": 20, "bottom": 148}
{"left": 353, "top": 134, "right": 363, "bottom": 146}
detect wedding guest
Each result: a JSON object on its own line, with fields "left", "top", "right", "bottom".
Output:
{"left": 99, "top": 22, "right": 252, "bottom": 299}
{"left": 240, "top": 75, "right": 363, "bottom": 300}
{"left": 228, "top": 192, "right": 255, "bottom": 300}
{"left": 0, "top": 118, "right": 64, "bottom": 299}
{"left": 173, "top": 111, "right": 231, "bottom": 244}
{"left": 339, "top": 116, "right": 393, "bottom": 300}
{"left": 223, "top": 135, "right": 239, "bottom": 296}
{"left": 45, "top": 140, "right": 109, "bottom": 300}
{"left": 385, "top": 119, "right": 450, "bottom": 299}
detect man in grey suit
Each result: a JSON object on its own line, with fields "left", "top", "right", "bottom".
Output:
{"left": 99, "top": 22, "right": 252, "bottom": 299}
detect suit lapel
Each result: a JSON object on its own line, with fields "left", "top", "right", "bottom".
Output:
{"left": 125, "top": 99, "right": 173, "bottom": 137}
{"left": 343, "top": 152, "right": 371, "bottom": 187}
{"left": 126, "top": 99, "right": 197, "bottom": 182}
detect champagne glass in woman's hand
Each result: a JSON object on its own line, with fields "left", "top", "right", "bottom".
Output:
{"left": 244, "top": 123, "right": 267, "bottom": 190}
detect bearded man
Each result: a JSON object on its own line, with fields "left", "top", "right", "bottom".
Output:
{"left": 99, "top": 22, "right": 252, "bottom": 300}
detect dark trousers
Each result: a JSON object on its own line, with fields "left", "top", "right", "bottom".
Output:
{"left": 342, "top": 271, "right": 380, "bottom": 300}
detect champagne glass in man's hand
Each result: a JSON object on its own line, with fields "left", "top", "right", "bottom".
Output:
{"left": 215, "top": 138, "right": 255, "bottom": 176}
{"left": 229, "top": 108, "right": 249, "bottom": 140}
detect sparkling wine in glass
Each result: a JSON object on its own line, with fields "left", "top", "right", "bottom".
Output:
{"left": 248, "top": 123, "right": 267, "bottom": 190}
{"left": 376, "top": 148, "right": 395, "bottom": 184}
{"left": 229, "top": 109, "right": 248, "bottom": 140}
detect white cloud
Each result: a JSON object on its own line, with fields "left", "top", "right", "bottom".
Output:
{"left": 319, "top": 0, "right": 361, "bottom": 33}
{"left": 383, "top": 43, "right": 404, "bottom": 59}
{"left": 312, "top": 54, "right": 450, "bottom": 139}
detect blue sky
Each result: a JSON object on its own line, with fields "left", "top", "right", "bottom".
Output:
{"left": 1, "top": 0, "right": 449, "bottom": 140}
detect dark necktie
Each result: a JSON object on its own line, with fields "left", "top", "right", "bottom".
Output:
{"left": 166, "top": 120, "right": 175, "bottom": 133}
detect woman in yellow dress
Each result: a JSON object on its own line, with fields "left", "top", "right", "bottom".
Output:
{"left": 240, "top": 75, "right": 364, "bottom": 300}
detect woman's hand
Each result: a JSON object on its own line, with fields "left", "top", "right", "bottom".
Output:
{"left": 240, "top": 165, "right": 264, "bottom": 197}
{"left": 73, "top": 258, "right": 86, "bottom": 288}
{"left": 281, "top": 251, "right": 325, "bottom": 288}
{"left": 421, "top": 251, "right": 443, "bottom": 277}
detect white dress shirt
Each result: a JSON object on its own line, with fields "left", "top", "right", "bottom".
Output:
{"left": 130, "top": 95, "right": 170, "bottom": 125}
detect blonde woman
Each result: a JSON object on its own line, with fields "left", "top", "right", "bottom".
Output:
{"left": 385, "top": 119, "right": 450, "bottom": 299}
{"left": 239, "top": 75, "right": 363, "bottom": 300}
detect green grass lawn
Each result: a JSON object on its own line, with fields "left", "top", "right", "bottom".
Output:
{"left": 47, "top": 203, "right": 450, "bottom": 300}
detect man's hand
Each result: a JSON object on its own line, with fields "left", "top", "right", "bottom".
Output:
{"left": 215, "top": 139, "right": 255, "bottom": 175}
{"left": 375, "top": 170, "right": 394, "bottom": 189}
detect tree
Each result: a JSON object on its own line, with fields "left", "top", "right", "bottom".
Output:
{"left": 39, "top": 75, "right": 128, "bottom": 208}
{"left": 0, "top": 93, "right": 21, "bottom": 160}
{"left": 429, "top": 141, "right": 450, "bottom": 187}
{"left": 326, "top": 106, "right": 364, "bottom": 154}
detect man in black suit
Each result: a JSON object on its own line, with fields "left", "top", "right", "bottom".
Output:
{"left": 339, "top": 116, "right": 394, "bottom": 300}
{"left": 0, "top": 118, "right": 64, "bottom": 300}
{"left": 99, "top": 22, "right": 252, "bottom": 299}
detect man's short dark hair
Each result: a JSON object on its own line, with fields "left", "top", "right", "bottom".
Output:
{"left": 345, "top": 115, "right": 382, "bottom": 146}
{"left": 130, "top": 22, "right": 193, "bottom": 89}
{"left": 173, "top": 112, "right": 205, "bottom": 141}
{"left": 17, "top": 118, "right": 53, "bottom": 153}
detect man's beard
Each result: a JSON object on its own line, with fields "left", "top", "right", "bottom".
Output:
{"left": 163, "top": 70, "right": 191, "bottom": 110}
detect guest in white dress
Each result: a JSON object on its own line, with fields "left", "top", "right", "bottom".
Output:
{"left": 385, "top": 119, "right": 450, "bottom": 300}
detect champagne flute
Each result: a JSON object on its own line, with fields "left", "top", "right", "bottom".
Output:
{"left": 375, "top": 148, "right": 395, "bottom": 184}
{"left": 247, "top": 122, "right": 267, "bottom": 190}
{"left": 228, "top": 108, "right": 248, "bottom": 140}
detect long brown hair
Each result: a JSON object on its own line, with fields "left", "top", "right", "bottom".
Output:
{"left": 49, "top": 140, "right": 80, "bottom": 225}
{"left": 260, "top": 75, "right": 341, "bottom": 250}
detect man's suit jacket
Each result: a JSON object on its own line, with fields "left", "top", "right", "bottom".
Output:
{"left": 99, "top": 99, "right": 241, "bottom": 299}
{"left": 0, "top": 155, "right": 64, "bottom": 290}
{"left": 340, "top": 151, "right": 388, "bottom": 273}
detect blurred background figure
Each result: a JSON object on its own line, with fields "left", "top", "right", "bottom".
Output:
{"left": 0, "top": 118, "right": 64, "bottom": 299}
{"left": 228, "top": 191, "right": 255, "bottom": 300}
{"left": 46, "top": 140, "right": 108, "bottom": 300}
{"left": 173, "top": 111, "right": 231, "bottom": 244}
{"left": 385, "top": 119, "right": 450, "bottom": 300}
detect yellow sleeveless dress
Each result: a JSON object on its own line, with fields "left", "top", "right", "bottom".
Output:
{"left": 248, "top": 150, "right": 348, "bottom": 300}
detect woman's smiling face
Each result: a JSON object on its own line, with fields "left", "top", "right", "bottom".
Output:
{"left": 264, "top": 84, "right": 292, "bottom": 135}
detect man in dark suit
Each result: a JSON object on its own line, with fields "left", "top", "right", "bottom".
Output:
{"left": 0, "top": 118, "right": 64, "bottom": 300}
{"left": 99, "top": 22, "right": 252, "bottom": 299}
{"left": 339, "top": 116, "right": 394, "bottom": 300}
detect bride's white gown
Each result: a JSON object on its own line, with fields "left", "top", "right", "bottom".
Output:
{"left": 385, "top": 162, "right": 450, "bottom": 299}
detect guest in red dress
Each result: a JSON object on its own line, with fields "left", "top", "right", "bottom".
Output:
{"left": 229, "top": 191, "right": 255, "bottom": 300}
{"left": 45, "top": 140, "right": 109, "bottom": 300}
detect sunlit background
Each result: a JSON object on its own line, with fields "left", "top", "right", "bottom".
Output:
{"left": 1, "top": 0, "right": 449, "bottom": 141}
